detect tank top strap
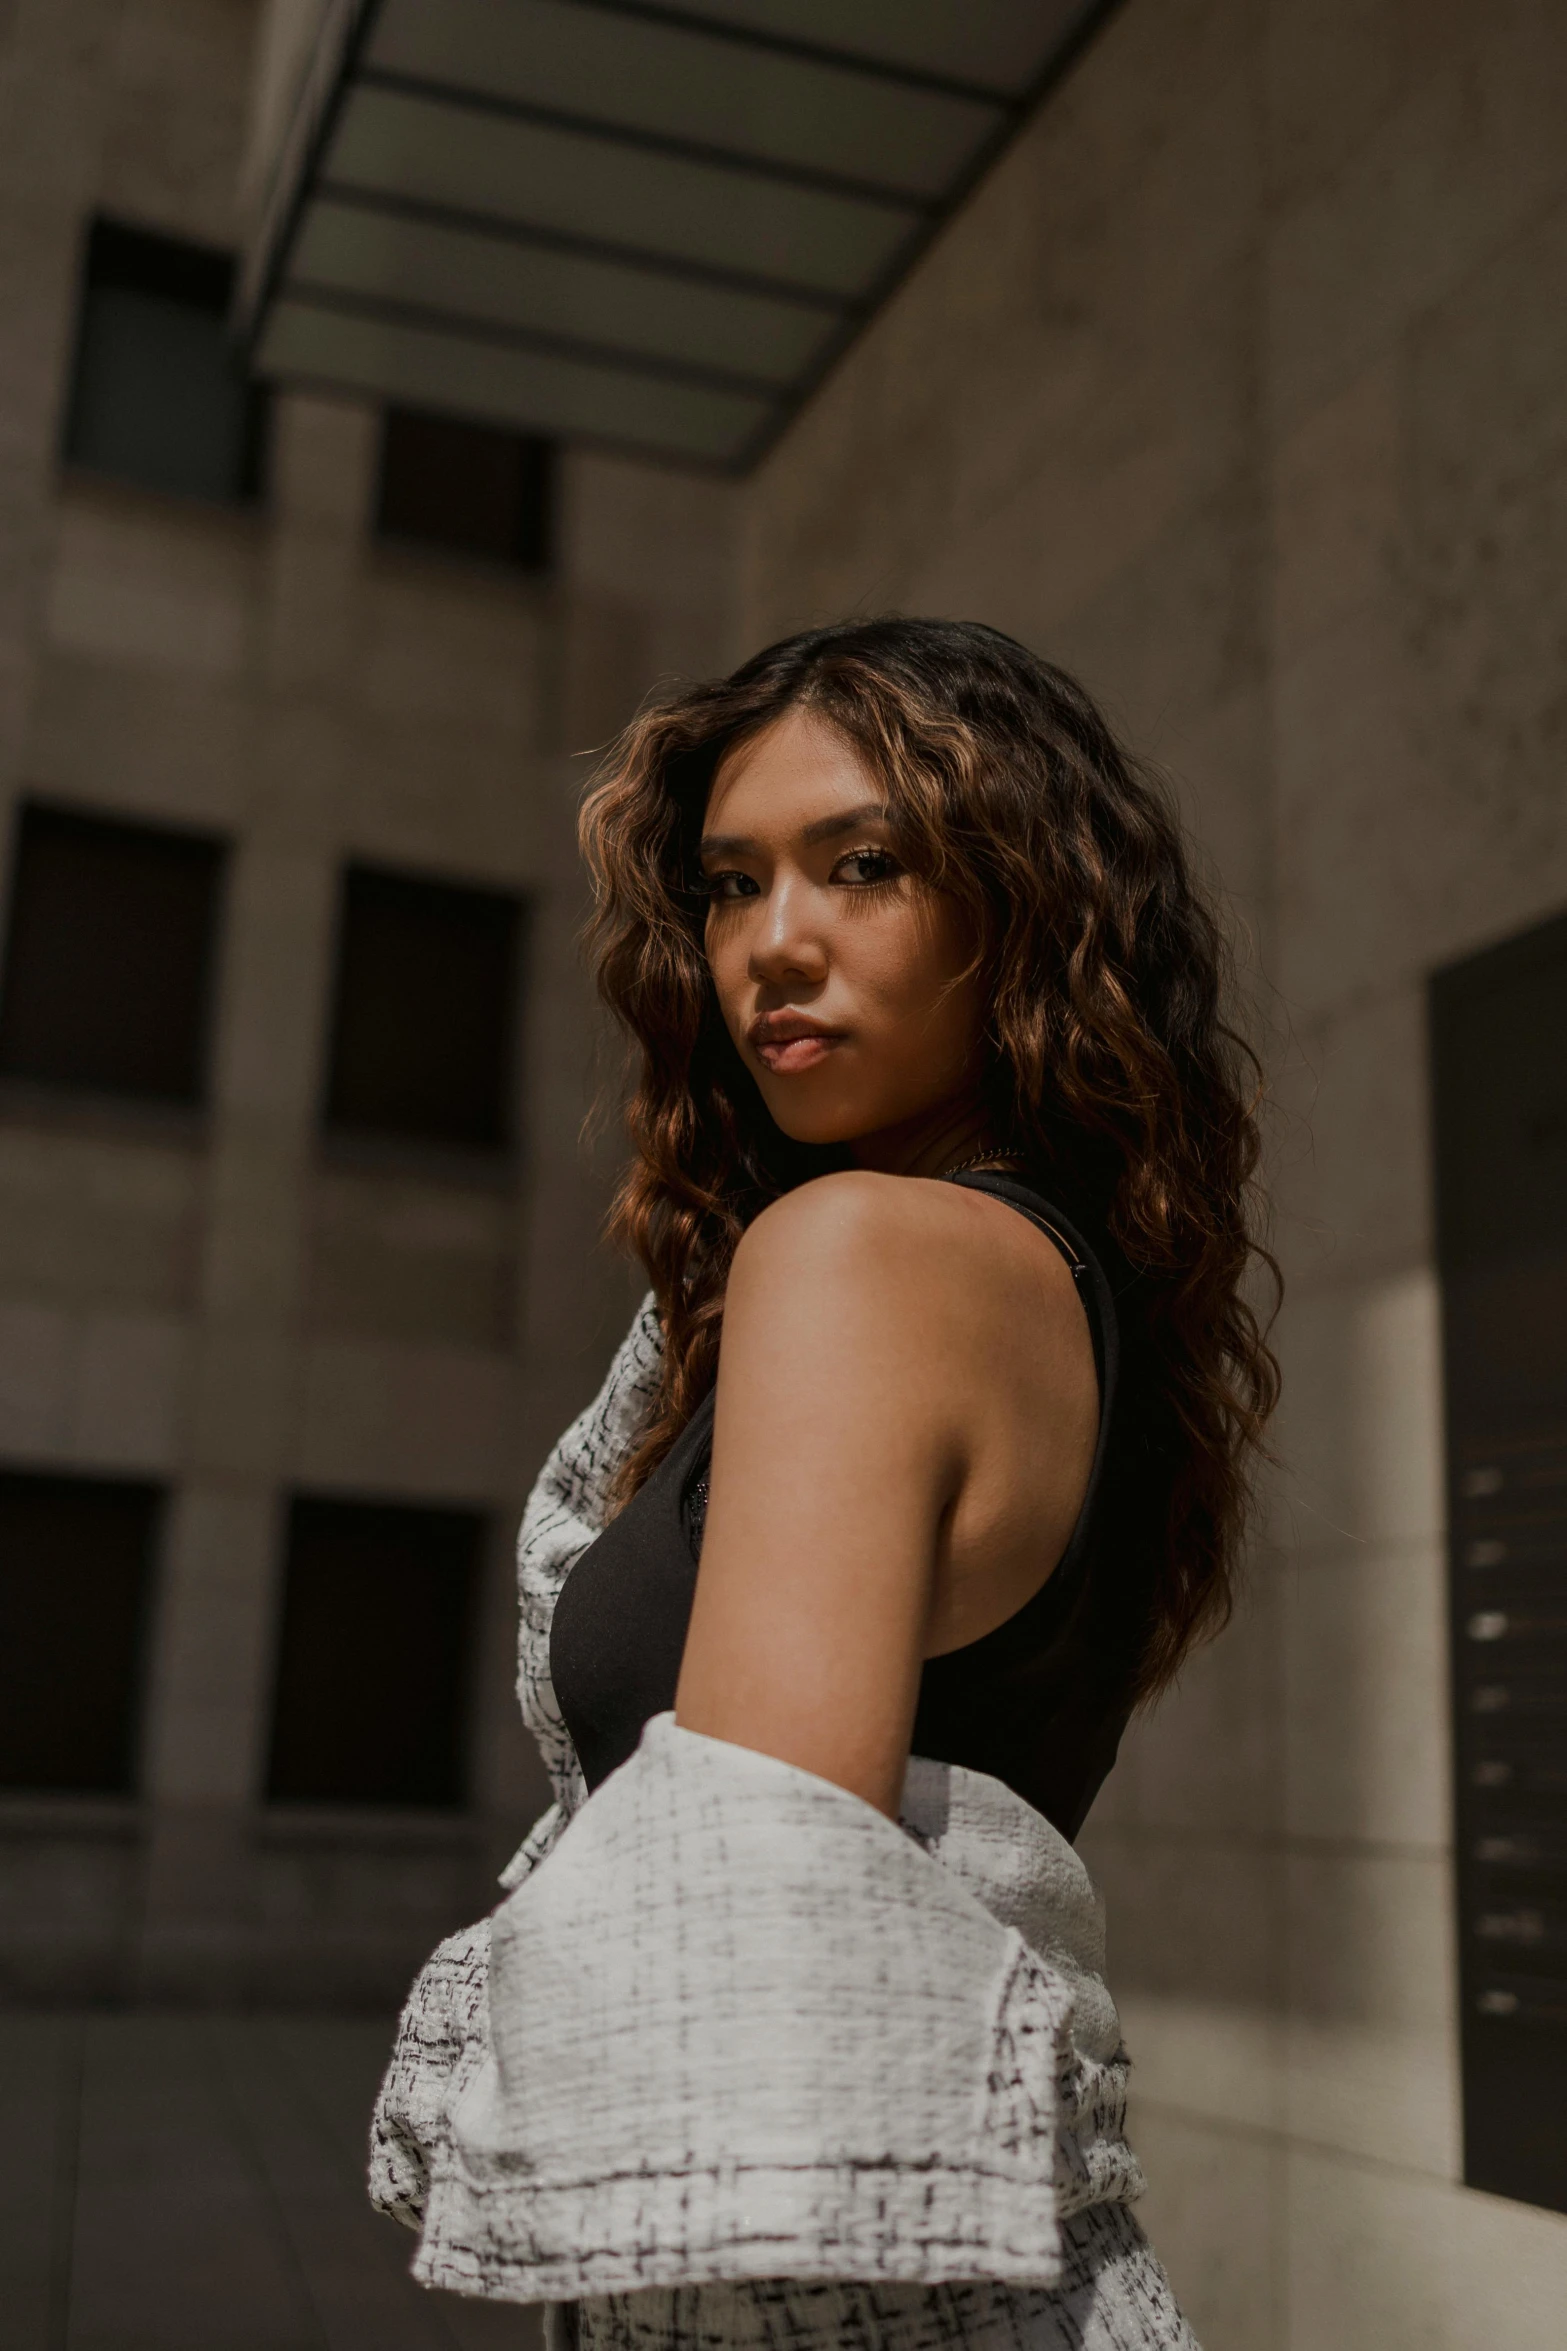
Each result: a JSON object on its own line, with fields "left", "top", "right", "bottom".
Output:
{"left": 941, "top": 1169, "right": 1118, "bottom": 1432}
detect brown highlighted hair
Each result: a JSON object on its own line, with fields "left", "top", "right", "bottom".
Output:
{"left": 580, "top": 618, "right": 1278, "bottom": 1701}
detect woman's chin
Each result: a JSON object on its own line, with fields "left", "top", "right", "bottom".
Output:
{"left": 758, "top": 1083, "right": 876, "bottom": 1151}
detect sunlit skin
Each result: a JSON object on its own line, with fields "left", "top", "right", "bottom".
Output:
{"left": 673, "top": 709, "right": 1099, "bottom": 1817}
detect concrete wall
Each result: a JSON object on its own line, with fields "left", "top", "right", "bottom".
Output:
{"left": 0, "top": 0, "right": 736, "bottom": 2005}
{"left": 5, "top": 0, "right": 1566, "bottom": 2334}
{"left": 743, "top": 0, "right": 1567, "bottom": 2344}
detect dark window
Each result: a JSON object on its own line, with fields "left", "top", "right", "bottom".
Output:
{"left": 0, "top": 1472, "right": 160, "bottom": 1794}
{"left": 64, "top": 217, "right": 267, "bottom": 502}
{"left": 1432, "top": 906, "right": 1567, "bottom": 2218}
{"left": 266, "top": 1497, "right": 482, "bottom": 1808}
{"left": 322, "top": 862, "right": 524, "bottom": 1155}
{"left": 376, "top": 407, "right": 552, "bottom": 570}
{"left": 0, "top": 802, "right": 226, "bottom": 1106}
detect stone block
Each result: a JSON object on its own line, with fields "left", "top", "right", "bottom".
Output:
{"left": 1128, "top": 2103, "right": 1284, "bottom": 2351}
{"left": 1262, "top": 0, "right": 1449, "bottom": 214}
{"left": 1045, "top": 475, "right": 1268, "bottom": 759}
{"left": 0, "top": 1827, "right": 143, "bottom": 2001}
{"left": 1285, "top": 1847, "right": 1460, "bottom": 2175}
{"left": 355, "top": 557, "right": 546, "bottom": 739}
{"left": 1154, "top": 683, "right": 1271, "bottom": 923}
{"left": 1271, "top": 356, "right": 1399, "bottom": 659}
{"left": 140, "top": 1483, "right": 278, "bottom": 1807}
{"left": 1097, "top": 1568, "right": 1281, "bottom": 1841}
{"left": 0, "top": 1126, "right": 202, "bottom": 1312}
{"left": 1270, "top": 603, "right": 1423, "bottom": 1017}
{"left": 559, "top": 449, "right": 738, "bottom": 744}
{"left": 1270, "top": 982, "right": 1431, "bottom": 1292}
{"left": 196, "top": 1164, "right": 306, "bottom": 1327}
{"left": 304, "top": 1166, "right": 517, "bottom": 1350}
{"left": 1113, "top": 1985, "right": 1284, "bottom": 2140}
{"left": 132, "top": 1803, "right": 261, "bottom": 2003}
{"left": 1267, "top": 1267, "right": 1445, "bottom": 1563}
{"left": 562, "top": 446, "right": 739, "bottom": 668}
{"left": 337, "top": 718, "right": 547, "bottom": 881}
{"left": 1285, "top": 2138, "right": 1567, "bottom": 2351}
{"left": 1076, "top": 1827, "right": 1285, "bottom": 2096}
{"left": 0, "top": 1297, "right": 72, "bottom": 1459}
{"left": 1282, "top": 1540, "right": 1449, "bottom": 1848}
{"left": 0, "top": 2012, "right": 78, "bottom": 2342}
{"left": 260, "top": 527, "right": 360, "bottom": 692}
{"left": 294, "top": 1335, "right": 523, "bottom": 1503}
{"left": 248, "top": 1823, "right": 496, "bottom": 2007}
{"left": 1266, "top": 18, "right": 1567, "bottom": 438}
{"left": 26, "top": 651, "right": 251, "bottom": 827}
{"left": 185, "top": 1323, "right": 297, "bottom": 1478}
{"left": 45, "top": 487, "right": 256, "bottom": 680}
{"left": 1275, "top": 587, "right": 1567, "bottom": 1022}
{"left": 71, "top": 1309, "right": 189, "bottom": 1470}
{"left": 206, "top": 845, "right": 336, "bottom": 1125}
{"left": 268, "top": 390, "right": 379, "bottom": 536}
{"left": 99, "top": 0, "right": 256, "bottom": 245}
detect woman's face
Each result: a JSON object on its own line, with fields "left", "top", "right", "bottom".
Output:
{"left": 700, "top": 706, "right": 985, "bottom": 1164}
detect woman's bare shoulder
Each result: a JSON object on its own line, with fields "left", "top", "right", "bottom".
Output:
{"left": 729, "top": 1168, "right": 1080, "bottom": 1332}
{"left": 682, "top": 1172, "right": 1095, "bottom": 1810}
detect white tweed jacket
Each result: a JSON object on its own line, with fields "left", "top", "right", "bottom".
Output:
{"left": 371, "top": 1302, "right": 1197, "bottom": 2350}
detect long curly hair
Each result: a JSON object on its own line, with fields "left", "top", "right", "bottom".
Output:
{"left": 579, "top": 618, "right": 1278, "bottom": 1702}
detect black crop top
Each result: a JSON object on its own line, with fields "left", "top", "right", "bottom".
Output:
{"left": 549, "top": 1171, "right": 1156, "bottom": 1840}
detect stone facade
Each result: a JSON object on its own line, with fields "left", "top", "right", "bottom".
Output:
{"left": 0, "top": 0, "right": 736, "bottom": 2007}
{"left": 743, "top": 0, "right": 1567, "bottom": 2344}
{"left": 5, "top": 0, "right": 1567, "bottom": 2342}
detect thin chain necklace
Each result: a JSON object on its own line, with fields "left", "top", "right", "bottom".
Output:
{"left": 939, "top": 1145, "right": 1023, "bottom": 1180}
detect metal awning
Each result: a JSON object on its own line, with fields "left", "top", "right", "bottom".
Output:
{"left": 239, "top": 0, "right": 1111, "bottom": 471}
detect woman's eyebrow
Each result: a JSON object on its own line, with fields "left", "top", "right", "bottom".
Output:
{"left": 698, "top": 802, "right": 893, "bottom": 859}
{"left": 801, "top": 801, "right": 894, "bottom": 845}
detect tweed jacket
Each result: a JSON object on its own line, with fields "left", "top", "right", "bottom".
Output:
{"left": 370, "top": 1301, "right": 1198, "bottom": 2350}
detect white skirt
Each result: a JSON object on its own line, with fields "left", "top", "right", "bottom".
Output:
{"left": 566, "top": 2204, "right": 1197, "bottom": 2350}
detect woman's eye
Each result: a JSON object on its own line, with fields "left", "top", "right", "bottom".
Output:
{"left": 699, "top": 869, "right": 759, "bottom": 903}
{"left": 834, "top": 847, "right": 901, "bottom": 887}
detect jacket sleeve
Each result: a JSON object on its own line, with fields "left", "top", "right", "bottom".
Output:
{"left": 512, "top": 1293, "right": 664, "bottom": 1826}
{"left": 406, "top": 1716, "right": 1144, "bottom": 2305}
{"left": 370, "top": 1296, "right": 664, "bottom": 2231}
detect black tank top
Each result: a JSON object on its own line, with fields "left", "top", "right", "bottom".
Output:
{"left": 549, "top": 1171, "right": 1156, "bottom": 1840}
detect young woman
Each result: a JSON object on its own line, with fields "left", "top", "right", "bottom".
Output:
{"left": 373, "top": 619, "right": 1278, "bottom": 2351}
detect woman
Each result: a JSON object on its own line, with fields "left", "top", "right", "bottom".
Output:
{"left": 373, "top": 619, "right": 1278, "bottom": 2350}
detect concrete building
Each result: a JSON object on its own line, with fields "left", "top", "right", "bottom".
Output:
{"left": 739, "top": 4, "right": 1567, "bottom": 2344}
{"left": 2, "top": 3, "right": 1566, "bottom": 2348}
{"left": 0, "top": 0, "right": 736, "bottom": 2010}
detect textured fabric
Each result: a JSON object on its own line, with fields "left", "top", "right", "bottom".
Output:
{"left": 573, "top": 2206, "right": 1196, "bottom": 2351}
{"left": 412, "top": 1717, "right": 1143, "bottom": 2304}
{"left": 371, "top": 1298, "right": 1197, "bottom": 2349}
{"left": 510, "top": 1295, "right": 666, "bottom": 1862}
{"left": 371, "top": 1919, "right": 492, "bottom": 2235}
{"left": 371, "top": 1301, "right": 661, "bottom": 2226}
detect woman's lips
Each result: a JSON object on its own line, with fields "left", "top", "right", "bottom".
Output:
{"left": 754, "top": 1032, "right": 841, "bottom": 1074}
{"left": 749, "top": 1018, "right": 845, "bottom": 1074}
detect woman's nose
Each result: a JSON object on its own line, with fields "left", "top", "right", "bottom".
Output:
{"left": 747, "top": 878, "right": 827, "bottom": 983}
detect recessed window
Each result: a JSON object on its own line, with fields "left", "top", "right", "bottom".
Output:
{"left": 0, "top": 801, "right": 227, "bottom": 1107}
{"left": 1432, "top": 904, "right": 1567, "bottom": 2218}
{"left": 376, "top": 406, "right": 552, "bottom": 570}
{"left": 322, "top": 862, "right": 525, "bottom": 1156}
{"left": 64, "top": 216, "right": 268, "bottom": 503}
{"left": 266, "top": 1497, "right": 482, "bottom": 1808}
{"left": 0, "top": 1472, "right": 160, "bottom": 1794}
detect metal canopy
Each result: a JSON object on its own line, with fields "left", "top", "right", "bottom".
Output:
{"left": 241, "top": 0, "right": 1112, "bottom": 472}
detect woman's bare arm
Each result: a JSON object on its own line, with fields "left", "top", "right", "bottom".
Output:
{"left": 673, "top": 1170, "right": 1095, "bottom": 1816}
